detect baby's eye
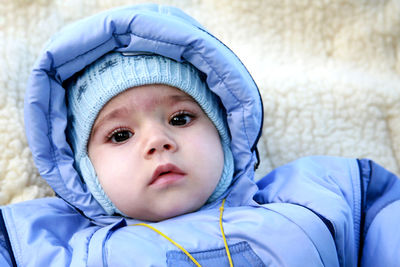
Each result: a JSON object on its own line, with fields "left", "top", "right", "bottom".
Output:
{"left": 169, "top": 112, "right": 194, "bottom": 126}
{"left": 108, "top": 129, "right": 133, "bottom": 143}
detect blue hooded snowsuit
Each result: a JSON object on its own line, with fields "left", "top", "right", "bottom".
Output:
{"left": 1, "top": 4, "right": 400, "bottom": 266}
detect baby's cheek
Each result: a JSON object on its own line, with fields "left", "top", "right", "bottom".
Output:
{"left": 191, "top": 135, "right": 221, "bottom": 156}
{"left": 191, "top": 132, "right": 224, "bottom": 172}
{"left": 95, "top": 156, "right": 123, "bottom": 185}
{"left": 194, "top": 123, "right": 221, "bottom": 147}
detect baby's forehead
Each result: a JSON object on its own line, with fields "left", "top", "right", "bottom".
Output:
{"left": 110, "top": 84, "right": 196, "bottom": 106}
{"left": 98, "top": 84, "right": 198, "bottom": 116}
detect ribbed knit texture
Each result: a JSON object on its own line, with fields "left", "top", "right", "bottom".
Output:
{"left": 67, "top": 52, "right": 234, "bottom": 215}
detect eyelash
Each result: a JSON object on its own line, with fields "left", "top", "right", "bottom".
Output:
{"left": 103, "top": 110, "right": 196, "bottom": 143}
{"left": 106, "top": 127, "right": 133, "bottom": 143}
{"left": 169, "top": 110, "right": 196, "bottom": 126}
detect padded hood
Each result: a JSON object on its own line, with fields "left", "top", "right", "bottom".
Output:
{"left": 25, "top": 4, "right": 263, "bottom": 219}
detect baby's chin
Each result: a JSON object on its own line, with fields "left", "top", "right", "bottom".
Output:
{"left": 124, "top": 199, "right": 206, "bottom": 222}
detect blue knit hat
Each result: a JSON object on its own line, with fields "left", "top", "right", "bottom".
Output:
{"left": 67, "top": 52, "right": 234, "bottom": 215}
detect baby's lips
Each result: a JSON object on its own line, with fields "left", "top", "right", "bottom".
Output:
{"left": 150, "top": 163, "right": 186, "bottom": 185}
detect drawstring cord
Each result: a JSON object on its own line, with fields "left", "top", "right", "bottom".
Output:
{"left": 133, "top": 223, "right": 201, "bottom": 266}
{"left": 219, "top": 199, "right": 233, "bottom": 267}
{"left": 129, "top": 199, "right": 233, "bottom": 267}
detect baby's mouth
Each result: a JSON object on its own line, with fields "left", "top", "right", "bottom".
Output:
{"left": 150, "top": 163, "right": 186, "bottom": 186}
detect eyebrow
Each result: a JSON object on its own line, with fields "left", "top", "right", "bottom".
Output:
{"left": 167, "top": 94, "right": 196, "bottom": 104}
{"left": 91, "top": 94, "right": 197, "bottom": 135}
{"left": 91, "top": 107, "right": 130, "bottom": 136}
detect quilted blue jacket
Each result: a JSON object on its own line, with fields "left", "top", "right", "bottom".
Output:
{"left": 0, "top": 4, "right": 399, "bottom": 266}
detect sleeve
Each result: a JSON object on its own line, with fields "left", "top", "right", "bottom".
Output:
{"left": 358, "top": 159, "right": 400, "bottom": 266}
{"left": 254, "top": 156, "right": 400, "bottom": 267}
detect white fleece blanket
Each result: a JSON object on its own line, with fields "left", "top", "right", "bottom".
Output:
{"left": 1, "top": 0, "right": 399, "bottom": 204}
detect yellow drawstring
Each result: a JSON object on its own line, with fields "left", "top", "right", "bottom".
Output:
{"left": 219, "top": 199, "right": 233, "bottom": 267}
{"left": 129, "top": 199, "right": 233, "bottom": 267}
{"left": 133, "top": 223, "right": 202, "bottom": 267}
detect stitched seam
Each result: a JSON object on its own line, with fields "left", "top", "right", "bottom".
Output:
{"left": 46, "top": 77, "right": 72, "bottom": 201}
{"left": 52, "top": 35, "right": 115, "bottom": 70}
{"left": 85, "top": 228, "right": 98, "bottom": 266}
{"left": 349, "top": 159, "right": 362, "bottom": 260}
{"left": 167, "top": 241, "right": 260, "bottom": 261}
{"left": 38, "top": 52, "right": 70, "bottom": 200}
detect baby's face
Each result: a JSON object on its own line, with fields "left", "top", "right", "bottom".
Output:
{"left": 88, "top": 84, "right": 224, "bottom": 221}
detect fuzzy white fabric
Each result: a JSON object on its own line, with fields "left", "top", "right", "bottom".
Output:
{"left": 0, "top": 0, "right": 399, "bottom": 204}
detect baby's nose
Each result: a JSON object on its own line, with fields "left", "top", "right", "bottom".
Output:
{"left": 144, "top": 129, "right": 177, "bottom": 158}
{"left": 147, "top": 143, "right": 174, "bottom": 155}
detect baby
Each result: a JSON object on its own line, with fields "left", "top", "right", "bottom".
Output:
{"left": 67, "top": 52, "right": 234, "bottom": 222}
{"left": 0, "top": 4, "right": 399, "bottom": 267}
